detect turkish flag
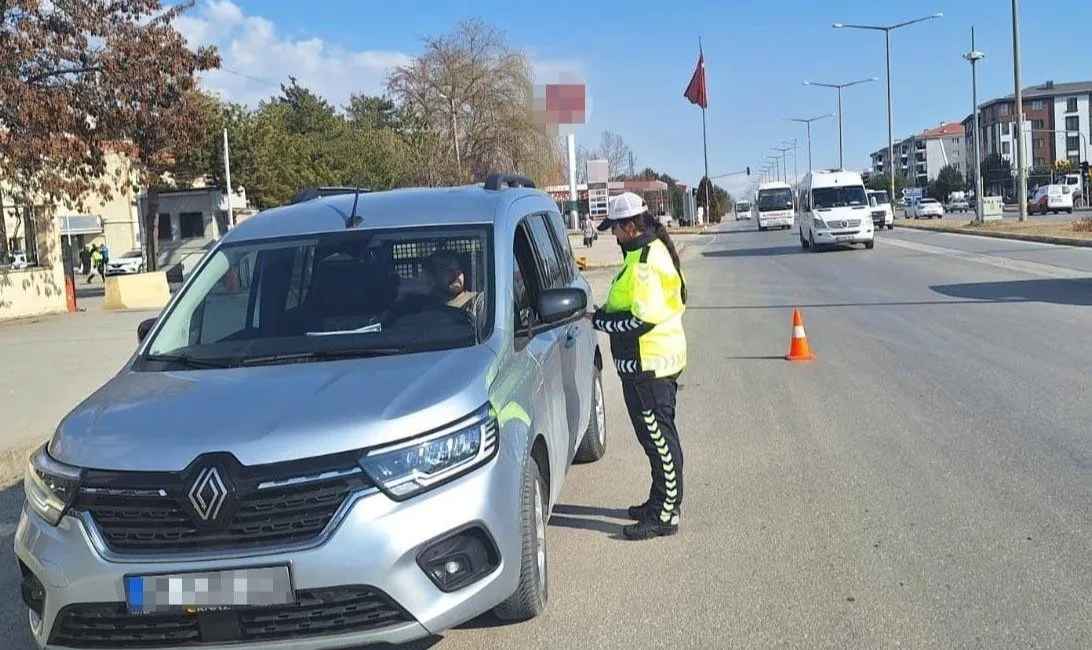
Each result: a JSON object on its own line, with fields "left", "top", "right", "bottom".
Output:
{"left": 684, "top": 49, "right": 708, "bottom": 109}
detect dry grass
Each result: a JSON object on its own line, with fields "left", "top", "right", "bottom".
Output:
{"left": 898, "top": 216, "right": 1092, "bottom": 240}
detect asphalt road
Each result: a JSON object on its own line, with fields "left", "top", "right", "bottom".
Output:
{"left": 2, "top": 223, "right": 1091, "bottom": 648}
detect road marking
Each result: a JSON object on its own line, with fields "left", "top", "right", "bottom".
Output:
{"left": 883, "top": 236, "right": 1090, "bottom": 279}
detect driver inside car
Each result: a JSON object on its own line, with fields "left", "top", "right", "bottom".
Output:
{"left": 426, "top": 249, "right": 479, "bottom": 310}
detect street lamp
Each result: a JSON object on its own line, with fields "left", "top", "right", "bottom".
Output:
{"left": 834, "top": 12, "right": 943, "bottom": 221}
{"left": 781, "top": 139, "right": 799, "bottom": 187}
{"left": 773, "top": 146, "right": 793, "bottom": 183}
{"left": 786, "top": 114, "right": 834, "bottom": 172}
{"left": 803, "top": 77, "right": 879, "bottom": 169}
{"left": 764, "top": 156, "right": 779, "bottom": 182}
{"left": 964, "top": 27, "right": 985, "bottom": 223}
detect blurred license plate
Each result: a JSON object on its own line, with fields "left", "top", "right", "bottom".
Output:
{"left": 835, "top": 235, "right": 854, "bottom": 242}
{"left": 125, "top": 566, "right": 293, "bottom": 614}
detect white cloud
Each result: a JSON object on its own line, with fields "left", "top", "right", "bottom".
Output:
{"left": 176, "top": 1, "right": 588, "bottom": 115}
{"left": 175, "top": 0, "right": 411, "bottom": 108}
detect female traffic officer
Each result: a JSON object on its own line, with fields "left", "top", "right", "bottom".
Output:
{"left": 585, "top": 192, "right": 688, "bottom": 541}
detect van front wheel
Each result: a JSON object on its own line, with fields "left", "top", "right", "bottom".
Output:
{"left": 494, "top": 459, "right": 549, "bottom": 621}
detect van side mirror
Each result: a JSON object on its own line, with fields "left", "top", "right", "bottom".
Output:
{"left": 137, "top": 318, "right": 156, "bottom": 344}
{"left": 537, "top": 288, "right": 587, "bottom": 326}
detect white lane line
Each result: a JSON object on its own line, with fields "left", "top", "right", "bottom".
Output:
{"left": 882, "top": 236, "right": 1090, "bottom": 279}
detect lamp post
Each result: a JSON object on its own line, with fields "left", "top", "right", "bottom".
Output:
{"left": 781, "top": 139, "right": 799, "bottom": 187}
{"left": 786, "top": 115, "right": 834, "bottom": 172}
{"left": 803, "top": 78, "right": 879, "bottom": 169}
{"left": 834, "top": 12, "right": 943, "bottom": 221}
{"left": 964, "top": 27, "right": 985, "bottom": 223}
{"left": 774, "top": 146, "right": 793, "bottom": 182}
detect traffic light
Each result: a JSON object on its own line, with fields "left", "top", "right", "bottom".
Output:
{"left": 1082, "top": 161, "right": 1089, "bottom": 177}
{"left": 746, "top": 166, "right": 751, "bottom": 175}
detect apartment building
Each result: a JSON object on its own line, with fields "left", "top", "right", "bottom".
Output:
{"left": 960, "top": 80, "right": 1092, "bottom": 173}
{"left": 869, "top": 122, "right": 965, "bottom": 187}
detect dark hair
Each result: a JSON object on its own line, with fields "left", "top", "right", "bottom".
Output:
{"left": 633, "top": 211, "right": 687, "bottom": 304}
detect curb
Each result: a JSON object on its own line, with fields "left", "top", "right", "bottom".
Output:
{"left": 895, "top": 221, "right": 1092, "bottom": 247}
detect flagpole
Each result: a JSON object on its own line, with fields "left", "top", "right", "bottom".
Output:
{"left": 700, "top": 38, "right": 710, "bottom": 223}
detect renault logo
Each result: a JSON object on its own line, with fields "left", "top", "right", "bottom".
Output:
{"left": 188, "top": 467, "right": 228, "bottom": 521}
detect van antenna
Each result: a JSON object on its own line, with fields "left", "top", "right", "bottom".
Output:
{"left": 347, "top": 184, "right": 364, "bottom": 228}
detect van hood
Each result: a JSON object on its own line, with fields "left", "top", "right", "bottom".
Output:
{"left": 49, "top": 346, "right": 498, "bottom": 472}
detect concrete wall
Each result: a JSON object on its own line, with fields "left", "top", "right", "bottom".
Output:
{"left": 0, "top": 212, "right": 67, "bottom": 321}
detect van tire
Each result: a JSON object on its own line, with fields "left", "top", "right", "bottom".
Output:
{"left": 574, "top": 367, "right": 606, "bottom": 463}
{"left": 865, "top": 240, "right": 875, "bottom": 250}
{"left": 494, "top": 459, "right": 549, "bottom": 622}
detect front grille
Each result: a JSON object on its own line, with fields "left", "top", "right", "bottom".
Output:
{"left": 49, "top": 586, "right": 413, "bottom": 648}
{"left": 72, "top": 452, "right": 373, "bottom": 555}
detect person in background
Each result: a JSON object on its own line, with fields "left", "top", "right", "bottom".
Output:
{"left": 586, "top": 191, "right": 688, "bottom": 541}
{"left": 79, "top": 245, "right": 92, "bottom": 276}
{"left": 583, "top": 218, "right": 596, "bottom": 248}
{"left": 87, "top": 246, "right": 103, "bottom": 283}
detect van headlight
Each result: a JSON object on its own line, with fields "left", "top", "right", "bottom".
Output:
{"left": 25, "top": 445, "right": 82, "bottom": 527}
{"left": 813, "top": 218, "right": 825, "bottom": 229}
{"left": 359, "top": 405, "right": 499, "bottom": 501}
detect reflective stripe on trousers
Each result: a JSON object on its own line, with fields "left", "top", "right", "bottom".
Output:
{"left": 621, "top": 374, "right": 683, "bottom": 523}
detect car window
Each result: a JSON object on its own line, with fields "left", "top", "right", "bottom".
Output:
{"left": 512, "top": 250, "right": 533, "bottom": 331}
{"left": 140, "top": 225, "right": 493, "bottom": 369}
{"left": 525, "top": 214, "right": 564, "bottom": 289}
{"left": 542, "top": 212, "right": 575, "bottom": 284}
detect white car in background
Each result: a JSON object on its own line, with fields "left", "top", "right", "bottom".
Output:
{"left": 105, "top": 249, "right": 145, "bottom": 275}
{"left": 909, "top": 198, "right": 945, "bottom": 219}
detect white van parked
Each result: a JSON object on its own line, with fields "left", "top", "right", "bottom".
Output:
{"left": 798, "top": 169, "right": 875, "bottom": 251}
{"left": 754, "top": 181, "right": 795, "bottom": 231}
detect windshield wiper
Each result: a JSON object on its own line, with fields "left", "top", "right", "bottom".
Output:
{"left": 238, "top": 348, "right": 405, "bottom": 366}
{"left": 144, "top": 353, "right": 234, "bottom": 369}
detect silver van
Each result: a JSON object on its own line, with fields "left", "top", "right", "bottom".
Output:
{"left": 15, "top": 173, "right": 608, "bottom": 649}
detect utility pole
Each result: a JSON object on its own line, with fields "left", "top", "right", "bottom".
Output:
{"left": 222, "top": 128, "right": 234, "bottom": 232}
{"left": 1011, "top": 0, "right": 1028, "bottom": 221}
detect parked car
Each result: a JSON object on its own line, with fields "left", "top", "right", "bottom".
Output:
{"left": 14, "top": 173, "right": 608, "bottom": 649}
{"left": 104, "top": 249, "right": 146, "bottom": 275}
{"left": 908, "top": 198, "right": 945, "bottom": 219}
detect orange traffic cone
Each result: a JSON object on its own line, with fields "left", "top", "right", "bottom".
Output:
{"left": 785, "top": 308, "right": 815, "bottom": 361}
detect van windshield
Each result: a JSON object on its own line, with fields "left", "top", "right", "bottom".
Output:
{"left": 757, "top": 189, "right": 794, "bottom": 211}
{"left": 138, "top": 225, "right": 493, "bottom": 370}
{"left": 868, "top": 191, "right": 890, "bottom": 205}
{"left": 736, "top": 202, "right": 751, "bottom": 212}
{"left": 812, "top": 186, "right": 868, "bottom": 209}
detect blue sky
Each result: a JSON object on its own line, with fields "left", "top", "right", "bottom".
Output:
{"left": 179, "top": 0, "right": 1090, "bottom": 196}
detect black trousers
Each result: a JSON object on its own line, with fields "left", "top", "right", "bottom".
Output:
{"left": 621, "top": 373, "right": 683, "bottom": 524}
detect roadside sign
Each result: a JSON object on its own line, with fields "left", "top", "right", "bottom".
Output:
{"left": 904, "top": 188, "right": 923, "bottom": 203}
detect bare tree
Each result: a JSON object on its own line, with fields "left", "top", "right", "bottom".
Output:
{"left": 595, "top": 131, "right": 633, "bottom": 181}
{"left": 386, "top": 19, "right": 563, "bottom": 186}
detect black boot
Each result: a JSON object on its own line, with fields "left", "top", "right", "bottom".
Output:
{"left": 623, "top": 512, "right": 679, "bottom": 540}
{"left": 626, "top": 501, "right": 651, "bottom": 520}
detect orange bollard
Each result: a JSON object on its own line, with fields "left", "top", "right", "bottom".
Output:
{"left": 785, "top": 308, "right": 815, "bottom": 361}
{"left": 65, "top": 273, "right": 77, "bottom": 313}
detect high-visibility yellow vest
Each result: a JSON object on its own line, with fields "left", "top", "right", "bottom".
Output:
{"left": 594, "top": 234, "right": 687, "bottom": 378}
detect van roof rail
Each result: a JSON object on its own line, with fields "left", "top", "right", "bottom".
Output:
{"left": 483, "top": 173, "right": 536, "bottom": 191}
{"left": 290, "top": 186, "right": 373, "bottom": 204}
